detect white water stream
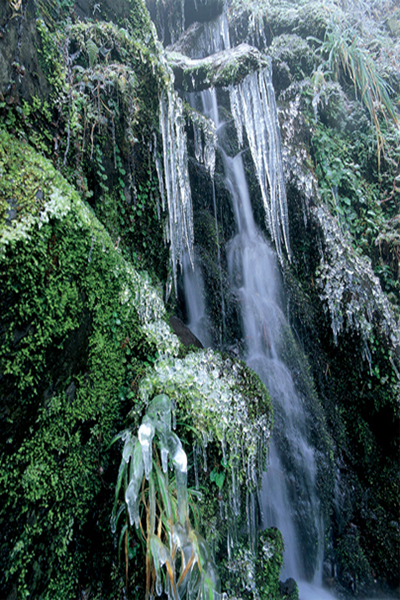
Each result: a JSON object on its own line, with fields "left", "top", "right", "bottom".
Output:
{"left": 182, "top": 251, "right": 211, "bottom": 348}
{"left": 223, "top": 140, "right": 328, "bottom": 599}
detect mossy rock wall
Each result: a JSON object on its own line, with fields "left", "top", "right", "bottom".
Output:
{"left": 1, "top": 0, "right": 400, "bottom": 597}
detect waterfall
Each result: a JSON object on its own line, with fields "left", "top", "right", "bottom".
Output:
{"left": 222, "top": 138, "right": 324, "bottom": 591}
{"left": 171, "top": 11, "right": 231, "bottom": 58}
{"left": 183, "top": 70, "right": 337, "bottom": 599}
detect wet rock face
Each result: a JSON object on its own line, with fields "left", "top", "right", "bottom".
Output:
{"left": 146, "top": 0, "right": 224, "bottom": 45}
{"left": 0, "top": 0, "right": 51, "bottom": 103}
{"left": 169, "top": 315, "right": 203, "bottom": 347}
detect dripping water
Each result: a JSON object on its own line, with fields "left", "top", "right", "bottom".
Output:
{"left": 182, "top": 251, "right": 211, "bottom": 348}
{"left": 201, "top": 89, "right": 227, "bottom": 346}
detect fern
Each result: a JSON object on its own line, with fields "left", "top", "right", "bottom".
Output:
{"left": 86, "top": 38, "right": 99, "bottom": 68}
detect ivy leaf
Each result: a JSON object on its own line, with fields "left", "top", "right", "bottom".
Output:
{"left": 215, "top": 473, "right": 225, "bottom": 489}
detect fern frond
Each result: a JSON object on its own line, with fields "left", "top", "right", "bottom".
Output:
{"left": 86, "top": 38, "right": 99, "bottom": 68}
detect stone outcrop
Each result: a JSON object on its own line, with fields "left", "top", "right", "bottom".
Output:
{"left": 168, "top": 42, "right": 270, "bottom": 90}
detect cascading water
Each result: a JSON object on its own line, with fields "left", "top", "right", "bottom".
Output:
{"left": 183, "top": 65, "right": 337, "bottom": 598}
{"left": 222, "top": 129, "right": 327, "bottom": 598}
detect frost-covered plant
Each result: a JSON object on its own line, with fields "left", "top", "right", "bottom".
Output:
{"left": 111, "top": 394, "right": 221, "bottom": 600}
{"left": 311, "top": 19, "right": 399, "bottom": 168}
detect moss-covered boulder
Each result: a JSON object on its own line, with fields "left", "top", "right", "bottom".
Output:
{"left": 0, "top": 127, "right": 177, "bottom": 598}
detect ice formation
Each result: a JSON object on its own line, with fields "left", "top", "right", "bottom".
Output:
{"left": 139, "top": 349, "right": 272, "bottom": 548}
{"left": 190, "top": 110, "right": 218, "bottom": 178}
{"left": 159, "top": 87, "right": 194, "bottom": 290}
{"left": 316, "top": 204, "right": 400, "bottom": 354}
{"left": 229, "top": 64, "right": 291, "bottom": 262}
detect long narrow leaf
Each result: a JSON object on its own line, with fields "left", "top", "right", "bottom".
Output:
{"left": 177, "top": 545, "right": 196, "bottom": 588}
{"left": 107, "top": 429, "right": 128, "bottom": 450}
{"left": 113, "top": 503, "right": 126, "bottom": 538}
{"left": 154, "top": 461, "right": 172, "bottom": 523}
{"left": 112, "top": 459, "right": 128, "bottom": 527}
{"left": 118, "top": 523, "right": 128, "bottom": 561}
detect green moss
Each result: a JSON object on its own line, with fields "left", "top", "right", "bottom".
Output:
{"left": 5, "top": 10, "right": 170, "bottom": 280}
{"left": 257, "top": 529, "right": 287, "bottom": 600}
{"left": 219, "top": 527, "right": 297, "bottom": 600}
{"left": 270, "top": 34, "right": 314, "bottom": 81}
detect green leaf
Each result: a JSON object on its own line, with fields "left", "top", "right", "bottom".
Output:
{"left": 112, "top": 459, "right": 128, "bottom": 521}
{"left": 215, "top": 473, "right": 225, "bottom": 490}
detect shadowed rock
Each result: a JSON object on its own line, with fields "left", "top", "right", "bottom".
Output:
{"left": 169, "top": 315, "right": 203, "bottom": 348}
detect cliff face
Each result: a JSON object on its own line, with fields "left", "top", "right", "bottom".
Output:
{"left": 1, "top": 0, "right": 399, "bottom": 598}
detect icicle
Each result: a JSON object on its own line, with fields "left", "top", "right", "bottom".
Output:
{"left": 193, "top": 120, "right": 204, "bottom": 164}
{"left": 147, "top": 394, "right": 171, "bottom": 441}
{"left": 230, "top": 449, "right": 240, "bottom": 517}
{"left": 221, "top": 434, "right": 227, "bottom": 465}
{"left": 202, "top": 560, "right": 221, "bottom": 598}
{"left": 159, "top": 88, "right": 194, "bottom": 291}
{"left": 168, "top": 432, "right": 188, "bottom": 525}
{"left": 171, "top": 397, "right": 177, "bottom": 430}
{"left": 122, "top": 431, "right": 134, "bottom": 463}
{"left": 146, "top": 394, "right": 172, "bottom": 472}
{"left": 212, "top": 178, "right": 226, "bottom": 344}
{"left": 149, "top": 535, "right": 171, "bottom": 590}
{"left": 229, "top": 86, "right": 244, "bottom": 148}
{"left": 219, "top": 497, "right": 225, "bottom": 519}
{"left": 153, "top": 133, "right": 166, "bottom": 215}
{"left": 138, "top": 418, "right": 155, "bottom": 480}
{"left": 190, "top": 111, "right": 217, "bottom": 179}
{"left": 168, "top": 432, "right": 187, "bottom": 473}
{"left": 125, "top": 439, "right": 144, "bottom": 528}
{"left": 229, "top": 64, "right": 291, "bottom": 263}
{"left": 180, "top": 0, "right": 185, "bottom": 37}
{"left": 155, "top": 574, "right": 163, "bottom": 597}
{"left": 246, "top": 491, "right": 257, "bottom": 554}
